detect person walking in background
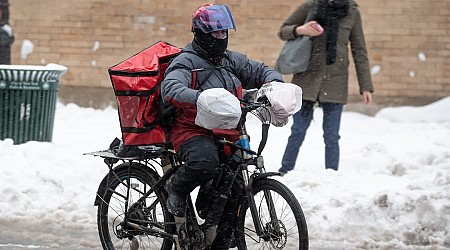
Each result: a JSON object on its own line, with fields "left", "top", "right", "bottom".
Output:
{"left": 277, "top": 0, "right": 374, "bottom": 175}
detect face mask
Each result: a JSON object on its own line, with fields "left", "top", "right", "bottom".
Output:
{"left": 194, "top": 29, "right": 228, "bottom": 57}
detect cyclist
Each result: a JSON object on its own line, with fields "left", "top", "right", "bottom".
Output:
{"left": 161, "top": 3, "right": 283, "bottom": 249}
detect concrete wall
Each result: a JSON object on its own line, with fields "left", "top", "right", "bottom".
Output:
{"left": 7, "top": 0, "right": 450, "bottom": 112}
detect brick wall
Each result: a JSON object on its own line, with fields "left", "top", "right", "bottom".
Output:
{"left": 7, "top": 0, "right": 450, "bottom": 109}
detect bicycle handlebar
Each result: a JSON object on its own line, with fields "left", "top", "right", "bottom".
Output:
{"left": 236, "top": 89, "right": 272, "bottom": 156}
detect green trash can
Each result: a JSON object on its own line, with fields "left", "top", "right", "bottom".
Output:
{"left": 0, "top": 64, "right": 68, "bottom": 144}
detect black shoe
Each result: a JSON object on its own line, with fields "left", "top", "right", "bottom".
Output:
{"left": 167, "top": 193, "right": 186, "bottom": 217}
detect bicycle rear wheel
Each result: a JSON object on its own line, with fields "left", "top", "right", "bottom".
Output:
{"left": 97, "top": 162, "right": 175, "bottom": 250}
{"left": 235, "top": 178, "right": 308, "bottom": 249}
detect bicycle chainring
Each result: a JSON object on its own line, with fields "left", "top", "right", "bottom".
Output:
{"left": 178, "top": 218, "right": 204, "bottom": 250}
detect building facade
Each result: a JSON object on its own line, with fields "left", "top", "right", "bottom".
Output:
{"left": 8, "top": 0, "right": 450, "bottom": 111}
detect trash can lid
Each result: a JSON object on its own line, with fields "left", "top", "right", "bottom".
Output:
{"left": 0, "top": 63, "right": 68, "bottom": 71}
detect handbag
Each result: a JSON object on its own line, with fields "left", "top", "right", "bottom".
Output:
{"left": 275, "top": 11, "right": 314, "bottom": 75}
{"left": 275, "top": 36, "right": 311, "bottom": 75}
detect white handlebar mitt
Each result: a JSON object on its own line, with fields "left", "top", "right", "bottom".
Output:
{"left": 195, "top": 88, "right": 242, "bottom": 130}
{"left": 256, "top": 82, "right": 303, "bottom": 127}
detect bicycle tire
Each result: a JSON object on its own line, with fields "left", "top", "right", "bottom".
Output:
{"left": 97, "top": 162, "right": 175, "bottom": 250}
{"left": 235, "top": 178, "right": 308, "bottom": 249}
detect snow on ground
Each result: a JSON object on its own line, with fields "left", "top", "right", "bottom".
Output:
{"left": 0, "top": 97, "right": 449, "bottom": 249}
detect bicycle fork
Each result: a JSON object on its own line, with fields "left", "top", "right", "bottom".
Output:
{"left": 241, "top": 162, "right": 279, "bottom": 241}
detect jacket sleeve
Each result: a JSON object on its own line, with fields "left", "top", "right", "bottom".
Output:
{"left": 349, "top": 5, "right": 374, "bottom": 93}
{"left": 161, "top": 57, "right": 200, "bottom": 108}
{"left": 228, "top": 51, "right": 284, "bottom": 90}
{"left": 278, "top": 2, "right": 311, "bottom": 41}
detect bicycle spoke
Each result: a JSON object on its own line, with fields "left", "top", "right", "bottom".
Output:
{"left": 235, "top": 179, "right": 308, "bottom": 249}
{"left": 97, "top": 162, "right": 175, "bottom": 250}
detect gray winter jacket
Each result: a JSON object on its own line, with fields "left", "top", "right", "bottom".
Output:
{"left": 161, "top": 43, "right": 283, "bottom": 150}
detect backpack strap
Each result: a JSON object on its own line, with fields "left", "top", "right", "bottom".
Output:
{"left": 191, "top": 71, "right": 197, "bottom": 89}
{"left": 190, "top": 67, "right": 215, "bottom": 90}
{"left": 175, "top": 50, "right": 239, "bottom": 93}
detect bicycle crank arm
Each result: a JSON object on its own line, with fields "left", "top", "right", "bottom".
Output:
{"left": 126, "top": 221, "right": 176, "bottom": 241}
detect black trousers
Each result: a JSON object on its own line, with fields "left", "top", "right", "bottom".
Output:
{"left": 168, "top": 135, "right": 243, "bottom": 249}
{"left": 170, "top": 135, "right": 220, "bottom": 197}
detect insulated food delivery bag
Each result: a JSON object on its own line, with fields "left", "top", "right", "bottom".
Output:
{"left": 108, "top": 41, "right": 181, "bottom": 147}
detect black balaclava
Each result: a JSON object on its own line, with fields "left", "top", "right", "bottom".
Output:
{"left": 192, "top": 28, "right": 228, "bottom": 59}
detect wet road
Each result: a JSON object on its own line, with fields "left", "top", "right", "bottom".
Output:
{"left": 0, "top": 219, "right": 341, "bottom": 250}
{"left": 0, "top": 219, "right": 101, "bottom": 249}
{"left": 2, "top": 219, "right": 444, "bottom": 250}
{"left": 0, "top": 219, "right": 361, "bottom": 250}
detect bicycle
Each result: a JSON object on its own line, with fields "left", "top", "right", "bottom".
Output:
{"left": 86, "top": 89, "right": 309, "bottom": 250}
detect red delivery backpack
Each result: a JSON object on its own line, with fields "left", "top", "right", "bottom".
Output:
{"left": 108, "top": 41, "right": 181, "bottom": 155}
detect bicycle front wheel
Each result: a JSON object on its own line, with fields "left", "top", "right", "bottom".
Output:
{"left": 97, "top": 162, "right": 175, "bottom": 250}
{"left": 235, "top": 178, "right": 308, "bottom": 249}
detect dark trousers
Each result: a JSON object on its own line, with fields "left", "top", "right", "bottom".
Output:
{"left": 169, "top": 135, "right": 220, "bottom": 197}
{"left": 281, "top": 100, "right": 343, "bottom": 171}
{"left": 168, "top": 135, "right": 241, "bottom": 249}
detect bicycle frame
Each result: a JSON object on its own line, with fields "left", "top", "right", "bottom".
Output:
{"left": 89, "top": 92, "right": 285, "bottom": 249}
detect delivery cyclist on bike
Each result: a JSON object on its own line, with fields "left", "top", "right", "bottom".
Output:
{"left": 161, "top": 3, "right": 283, "bottom": 248}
